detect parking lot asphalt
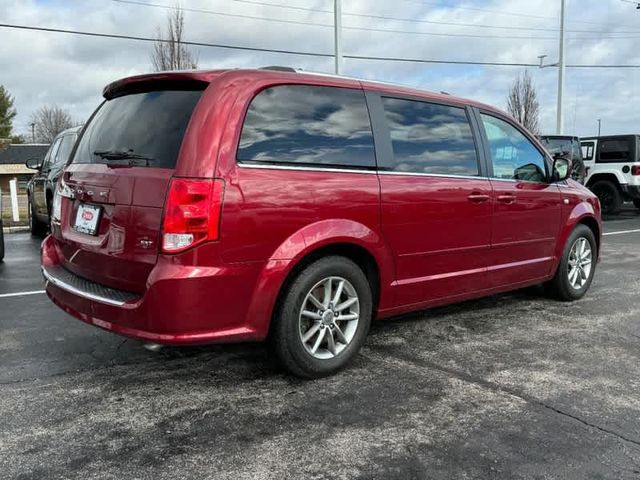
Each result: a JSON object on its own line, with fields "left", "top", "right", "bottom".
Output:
{"left": 1, "top": 208, "right": 640, "bottom": 480}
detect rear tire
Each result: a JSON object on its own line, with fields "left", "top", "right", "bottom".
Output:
{"left": 270, "top": 256, "right": 373, "bottom": 378}
{"left": 546, "top": 225, "right": 597, "bottom": 301}
{"left": 633, "top": 199, "right": 640, "bottom": 210}
{"left": 28, "top": 197, "right": 47, "bottom": 237}
{"left": 590, "top": 180, "right": 622, "bottom": 215}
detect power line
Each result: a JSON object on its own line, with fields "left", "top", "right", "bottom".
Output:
{"left": 2, "top": 22, "right": 640, "bottom": 68}
{"left": 107, "top": 0, "right": 555, "bottom": 40}
{"left": 0, "top": 23, "right": 332, "bottom": 57}
{"left": 111, "top": 0, "right": 640, "bottom": 35}
{"left": 398, "top": 0, "right": 640, "bottom": 28}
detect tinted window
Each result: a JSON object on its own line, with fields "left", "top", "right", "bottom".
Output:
{"left": 54, "top": 134, "right": 76, "bottom": 166}
{"left": 598, "top": 138, "right": 631, "bottom": 163}
{"left": 581, "top": 141, "right": 594, "bottom": 161}
{"left": 381, "top": 97, "right": 478, "bottom": 176}
{"left": 43, "top": 137, "right": 62, "bottom": 170}
{"left": 540, "top": 137, "right": 580, "bottom": 159}
{"left": 73, "top": 89, "right": 203, "bottom": 168}
{"left": 237, "top": 85, "right": 375, "bottom": 168}
{"left": 481, "top": 114, "right": 547, "bottom": 182}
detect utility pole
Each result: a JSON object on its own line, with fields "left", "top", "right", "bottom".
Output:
{"left": 556, "top": 0, "right": 566, "bottom": 134}
{"left": 30, "top": 122, "right": 35, "bottom": 143}
{"left": 334, "top": 0, "right": 342, "bottom": 75}
{"left": 597, "top": 119, "right": 602, "bottom": 137}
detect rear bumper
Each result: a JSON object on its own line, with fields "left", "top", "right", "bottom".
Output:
{"left": 41, "top": 235, "right": 266, "bottom": 345}
{"left": 621, "top": 184, "right": 640, "bottom": 200}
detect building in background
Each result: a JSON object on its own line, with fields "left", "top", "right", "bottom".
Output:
{"left": 0, "top": 142, "right": 49, "bottom": 193}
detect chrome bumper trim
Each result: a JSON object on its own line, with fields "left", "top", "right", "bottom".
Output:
{"left": 42, "top": 265, "right": 138, "bottom": 307}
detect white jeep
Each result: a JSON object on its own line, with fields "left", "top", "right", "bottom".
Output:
{"left": 581, "top": 135, "right": 640, "bottom": 214}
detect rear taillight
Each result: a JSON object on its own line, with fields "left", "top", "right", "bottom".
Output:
{"left": 632, "top": 165, "right": 640, "bottom": 176}
{"left": 161, "top": 178, "right": 225, "bottom": 254}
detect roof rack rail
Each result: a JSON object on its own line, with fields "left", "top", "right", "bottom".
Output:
{"left": 260, "top": 66, "right": 297, "bottom": 72}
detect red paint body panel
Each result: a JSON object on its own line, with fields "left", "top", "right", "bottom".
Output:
{"left": 487, "top": 180, "right": 563, "bottom": 286}
{"left": 379, "top": 175, "right": 493, "bottom": 304}
{"left": 42, "top": 69, "right": 602, "bottom": 346}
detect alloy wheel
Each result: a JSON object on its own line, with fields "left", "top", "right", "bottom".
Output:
{"left": 567, "top": 237, "right": 592, "bottom": 290}
{"left": 298, "top": 276, "right": 360, "bottom": 360}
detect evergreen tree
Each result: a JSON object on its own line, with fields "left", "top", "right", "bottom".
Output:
{"left": 0, "top": 85, "right": 17, "bottom": 139}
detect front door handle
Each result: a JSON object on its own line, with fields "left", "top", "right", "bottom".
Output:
{"left": 497, "top": 194, "right": 516, "bottom": 204}
{"left": 468, "top": 192, "right": 490, "bottom": 203}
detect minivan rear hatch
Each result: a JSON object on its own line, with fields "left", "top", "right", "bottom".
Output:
{"left": 56, "top": 80, "right": 206, "bottom": 293}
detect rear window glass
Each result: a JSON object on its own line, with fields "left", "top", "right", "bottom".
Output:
{"left": 237, "top": 85, "right": 375, "bottom": 168}
{"left": 381, "top": 97, "right": 478, "bottom": 176}
{"left": 581, "top": 141, "right": 594, "bottom": 160}
{"left": 598, "top": 138, "right": 632, "bottom": 163}
{"left": 72, "top": 89, "right": 203, "bottom": 168}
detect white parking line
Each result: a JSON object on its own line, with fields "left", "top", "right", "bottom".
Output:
{"left": 0, "top": 290, "right": 46, "bottom": 299}
{"left": 0, "top": 228, "right": 637, "bottom": 300}
{"left": 603, "top": 228, "right": 640, "bottom": 237}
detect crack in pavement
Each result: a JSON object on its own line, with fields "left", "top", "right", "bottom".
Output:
{"left": 366, "top": 344, "right": 640, "bottom": 449}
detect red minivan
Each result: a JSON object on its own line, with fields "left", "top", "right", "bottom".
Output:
{"left": 41, "top": 68, "right": 602, "bottom": 377}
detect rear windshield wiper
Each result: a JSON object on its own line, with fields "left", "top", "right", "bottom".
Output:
{"left": 93, "top": 149, "right": 156, "bottom": 166}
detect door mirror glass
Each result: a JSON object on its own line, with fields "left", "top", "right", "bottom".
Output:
{"left": 552, "top": 154, "right": 572, "bottom": 182}
{"left": 25, "top": 157, "right": 42, "bottom": 170}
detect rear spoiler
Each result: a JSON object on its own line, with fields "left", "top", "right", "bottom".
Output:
{"left": 103, "top": 72, "right": 212, "bottom": 100}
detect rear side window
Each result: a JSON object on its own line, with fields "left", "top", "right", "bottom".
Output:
{"left": 54, "top": 134, "right": 76, "bottom": 166}
{"left": 73, "top": 89, "right": 203, "bottom": 169}
{"left": 597, "top": 138, "right": 632, "bottom": 163}
{"left": 42, "top": 137, "right": 62, "bottom": 170}
{"left": 381, "top": 97, "right": 478, "bottom": 176}
{"left": 237, "top": 85, "right": 375, "bottom": 168}
{"left": 581, "top": 141, "right": 594, "bottom": 160}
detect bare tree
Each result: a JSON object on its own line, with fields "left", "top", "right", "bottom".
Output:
{"left": 507, "top": 70, "right": 540, "bottom": 134}
{"left": 30, "top": 105, "right": 73, "bottom": 143}
{"left": 151, "top": 6, "right": 198, "bottom": 71}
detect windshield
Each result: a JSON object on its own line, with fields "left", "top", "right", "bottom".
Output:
{"left": 540, "top": 137, "right": 583, "bottom": 161}
{"left": 72, "top": 88, "right": 204, "bottom": 169}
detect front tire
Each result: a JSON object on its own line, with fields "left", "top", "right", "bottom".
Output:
{"left": 270, "top": 256, "right": 373, "bottom": 378}
{"left": 633, "top": 199, "right": 640, "bottom": 210}
{"left": 546, "top": 225, "right": 597, "bottom": 301}
{"left": 590, "top": 180, "right": 622, "bottom": 215}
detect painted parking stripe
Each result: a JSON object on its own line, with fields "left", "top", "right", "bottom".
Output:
{"left": 603, "top": 228, "right": 640, "bottom": 236}
{"left": 0, "top": 290, "right": 46, "bottom": 299}
{"left": 0, "top": 229, "right": 638, "bottom": 300}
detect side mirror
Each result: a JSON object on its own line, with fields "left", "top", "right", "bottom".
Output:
{"left": 552, "top": 154, "right": 572, "bottom": 182}
{"left": 25, "top": 157, "right": 42, "bottom": 170}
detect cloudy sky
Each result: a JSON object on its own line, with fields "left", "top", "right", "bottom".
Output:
{"left": 1, "top": 0, "right": 639, "bottom": 140}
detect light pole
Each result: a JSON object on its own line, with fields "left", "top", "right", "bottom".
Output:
{"left": 29, "top": 122, "right": 35, "bottom": 143}
{"left": 597, "top": 119, "right": 602, "bottom": 137}
{"left": 334, "top": 0, "right": 342, "bottom": 75}
{"left": 556, "top": 0, "right": 566, "bottom": 135}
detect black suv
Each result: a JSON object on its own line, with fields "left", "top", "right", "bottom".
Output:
{"left": 26, "top": 126, "right": 81, "bottom": 235}
{"left": 539, "top": 135, "right": 586, "bottom": 184}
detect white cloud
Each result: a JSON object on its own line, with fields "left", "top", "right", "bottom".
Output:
{"left": 1, "top": 0, "right": 639, "bottom": 139}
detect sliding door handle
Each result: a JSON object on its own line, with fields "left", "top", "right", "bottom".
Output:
{"left": 497, "top": 194, "right": 516, "bottom": 204}
{"left": 468, "top": 193, "right": 490, "bottom": 203}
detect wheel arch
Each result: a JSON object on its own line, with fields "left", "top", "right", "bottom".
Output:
{"left": 577, "top": 215, "right": 601, "bottom": 254}
{"left": 586, "top": 172, "right": 623, "bottom": 190}
{"left": 553, "top": 202, "right": 601, "bottom": 274}
{"left": 272, "top": 242, "right": 382, "bottom": 322}
{"left": 243, "top": 220, "right": 395, "bottom": 340}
